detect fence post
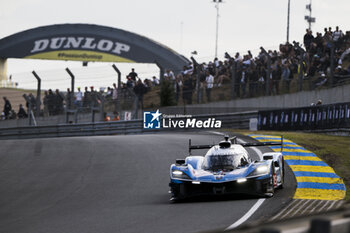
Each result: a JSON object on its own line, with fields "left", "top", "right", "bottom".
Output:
{"left": 32, "top": 71, "right": 41, "bottom": 117}
{"left": 65, "top": 68, "right": 75, "bottom": 108}
{"left": 23, "top": 94, "right": 32, "bottom": 126}
{"left": 112, "top": 64, "right": 122, "bottom": 114}
{"left": 112, "top": 64, "right": 121, "bottom": 90}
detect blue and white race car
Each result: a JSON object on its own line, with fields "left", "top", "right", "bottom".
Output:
{"left": 169, "top": 136, "right": 284, "bottom": 201}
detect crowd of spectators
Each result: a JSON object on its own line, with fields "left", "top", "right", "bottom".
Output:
{"left": 1, "top": 68, "right": 161, "bottom": 121}
{"left": 161, "top": 26, "right": 350, "bottom": 105}
{"left": 1, "top": 96, "right": 27, "bottom": 120}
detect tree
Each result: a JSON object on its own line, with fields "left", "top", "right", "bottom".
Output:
{"left": 159, "top": 79, "right": 176, "bottom": 106}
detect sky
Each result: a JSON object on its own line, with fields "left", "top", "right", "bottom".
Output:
{"left": 1, "top": 0, "right": 349, "bottom": 90}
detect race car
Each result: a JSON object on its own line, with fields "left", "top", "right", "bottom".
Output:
{"left": 169, "top": 135, "right": 284, "bottom": 201}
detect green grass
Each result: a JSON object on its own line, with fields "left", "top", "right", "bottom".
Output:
{"left": 228, "top": 130, "right": 350, "bottom": 200}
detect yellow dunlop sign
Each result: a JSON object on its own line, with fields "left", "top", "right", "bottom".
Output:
{"left": 25, "top": 50, "right": 135, "bottom": 63}
{"left": 250, "top": 134, "right": 346, "bottom": 200}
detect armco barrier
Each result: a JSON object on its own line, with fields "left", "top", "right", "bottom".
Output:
{"left": 258, "top": 102, "right": 350, "bottom": 131}
{"left": 0, "top": 111, "right": 257, "bottom": 140}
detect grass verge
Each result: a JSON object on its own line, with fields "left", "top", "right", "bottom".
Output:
{"left": 227, "top": 129, "right": 350, "bottom": 200}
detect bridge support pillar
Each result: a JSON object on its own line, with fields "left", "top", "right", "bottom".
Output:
{"left": 0, "top": 59, "right": 8, "bottom": 87}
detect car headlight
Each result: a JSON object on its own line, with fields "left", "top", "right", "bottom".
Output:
{"left": 248, "top": 165, "right": 269, "bottom": 177}
{"left": 237, "top": 178, "right": 247, "bottom": 183}
{"left": 171, "top": 170, "right": 191, "bottom": 180}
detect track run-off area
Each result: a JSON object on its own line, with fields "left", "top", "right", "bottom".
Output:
{"left": 0, "top": 132, "right": 343, "bottom": 233}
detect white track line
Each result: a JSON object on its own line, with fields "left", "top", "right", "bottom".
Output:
{"left": 279, "top": 199, "right": 305, "bottom": 219}
{"left": 326, "top": 200, "right": 338, "bottom": 212}
{"left": 224, "top": 137, "right": 265, "bottom": 230}
{"left": 318, "top": 200, "right": 331, "bottom": 213}
{"left": 289, "top": 199, "right": 312, "bottom": 218}
{"left": 336, "top": 200, "right": 344, "bottom": 209}
{"left": 225, "top": 198, "right": 266, "bottom": 231}
{"left": 299, "top": 199, "right": 318, "bottom": 215}
{"left": 309, "top": 200, "right": 326, "bottom": 213}
{"left": 271, "top": 199, "right": 299, "bottom": 221}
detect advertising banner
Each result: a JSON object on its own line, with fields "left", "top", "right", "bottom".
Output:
{"left": 258, "top": 102, "right": 350, "bottom": 131}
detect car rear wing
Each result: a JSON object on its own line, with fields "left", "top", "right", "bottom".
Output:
{"left": 189, "top": 136, "right": 284, "bottom": 154}
{"left": 188, "top": 139, "right": 213, "bottom": 154}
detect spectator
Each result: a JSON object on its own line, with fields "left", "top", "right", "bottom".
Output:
{"left": 143, "top": 79, "right": 153, "bottom": 91}
{"left": 3, "top": 97, "right": 12, "bottom": 119}
{"left": 165, "top": 69, "right": 175, "bottom": 81}
{"left": 281, "top": 63, "right": 291, "bottom": 93}
{"left": 112, "top": 112, "right": 120, "bottom": 121}
{"left": 105, "top": 87, "right": 112, "bottom": 98}
{"left": 240, "top": 68, "right": 247, "bottom": 97}
{"left": 333, "top": 26, "right": 343, "bottom": 42}
{"left": 74, "top": 87, "right": 83, "bottom": 108}
{"left": 271, "top": 62, "right": 282, "bottom": 95}
{"left": 133, "top": 79, "right": 147, "bottom": 110}
{"left": 17, "top": 104, "right": 28, "bottom": 118}
{"left": 333, "top": 26, "right": 344, "bottom": 49}
{"left": 235, "top": 52, "right": 243, "bottom": 62}
{"left": 89, "top": 86, "right": 99, "bottom": 108}
{"left": 152, "top": 76, "right": 160, "bottom": 86}
{"left": 126, "top": 76, "right": 134, "bottom": 88}
{"left": 27, "top": 93, "right": 36, "bottom": 112}
{"left": 258, "top": 75, "right": 265, "bottom": 95}
{"left": 83, "top": 86, "right": 90, "bottom": 108}
{"left": 54, "top": 89, "right": 64, "bottom": 115}
{"left": 66, "top": 88, "right": 72, "bottom": 109}
{"left": 128, "top": 68, "right": 138, "bottom": 81}
{"left": 303, "top": 29, "right": 314, "bottom": 51}
{"left": 47, "top": 89, "right": 55, "bottom": 116}
{"left": 43, "top": 91, "right": 49, "bottom": 117}
{"left": 175, "top": 74, "right": 183, "bottom": 103}
{"left": 205, "top": 70, "right": 214, "bottom": 102}
{"left": 182, "top": 74, "right": 193, "bottom": 104}
{"left": 312, "top": 73, "right": 327, "bottom": 88}
{"left": 104, "top": 112, "right": 110, "bottom": 121}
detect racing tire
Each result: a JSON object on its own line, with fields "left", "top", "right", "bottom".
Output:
{"left": 264, "top": 164, "right": 276, "bottom": 197}
{"left": 278, "top": 157, "right": 285, "bottom": 189}
{"left": 169, "top": 183, "right": 186, "bottom": 202}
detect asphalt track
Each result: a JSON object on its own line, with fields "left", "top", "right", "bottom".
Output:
{"left": 0, "top": 132, "right": 296, "bottom": 233}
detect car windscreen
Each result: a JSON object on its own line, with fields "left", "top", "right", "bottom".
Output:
{"left": 202, "top": 154, "right": 241, "bottom": 171}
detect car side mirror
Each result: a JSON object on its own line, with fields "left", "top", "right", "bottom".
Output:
{"left": 176, "top": 159, "right": 186, "bottom": 165}
{"left": 274, "top": 161, "right": 279, "bottom": 167}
